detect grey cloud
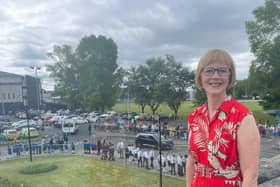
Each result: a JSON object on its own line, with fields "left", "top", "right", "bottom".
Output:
{"left": 17, "top": 44, "right": 47, "bottom": 61}
{"left": 0, "top": 0, "right": 265, "bottom": 90}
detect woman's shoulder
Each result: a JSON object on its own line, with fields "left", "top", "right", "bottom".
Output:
{"left": 231, "top": 98, "right": 251, "bottom": 115}
{"left": 187, "top": 104, "right": 206, "bottom": 121}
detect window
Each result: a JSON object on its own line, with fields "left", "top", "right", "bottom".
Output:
{"left": 7, "top": 93, "right": 10, "bottom": 99}
{"left": 12, "top": 93, "right": 15, "bottom": 99}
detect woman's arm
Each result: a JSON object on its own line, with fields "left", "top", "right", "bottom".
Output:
{"left": 237, "top": 114, "right": 260, "bottom": 187}
{"left": 186, "top": 155, "right": 195, "bottom": 187}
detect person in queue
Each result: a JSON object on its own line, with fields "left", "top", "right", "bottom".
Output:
{"left": 186, "top": 49, "right": 260, "bottom": 187}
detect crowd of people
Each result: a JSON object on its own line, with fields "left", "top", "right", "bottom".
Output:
{"left": 125, "top": 144, "right": 187, "bottom": 176}
{"left": 82, "top": 139, "right": 187, "bottom": 177}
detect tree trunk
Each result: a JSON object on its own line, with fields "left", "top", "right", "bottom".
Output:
{"left": 149, "top": 103, "right": 159, "bottom": 114}
{"left": 140, "top": 104, "right": 145, "bottom": 113}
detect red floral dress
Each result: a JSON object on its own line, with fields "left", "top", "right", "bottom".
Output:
{"left": 188, "top": 96, "right": 252, "bottom": 187}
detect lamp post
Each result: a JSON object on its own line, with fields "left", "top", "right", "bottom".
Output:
{"left": 155, "top": 114, "right": 162, "bottom": 187}
{"left": 22, "top": 78, "right": 32, "bottom": 162}
{"left": 30, "top": 66, "right": 41, "bottom": 110}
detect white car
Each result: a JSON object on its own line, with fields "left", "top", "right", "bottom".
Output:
{"left": 11, "top": 120, "right": 37, "bottom": 130}
{"left": 49, "top": 115, "right": 67, "bottom": 127}
{"left": 107, "top": 111, "right": 117, "bottom": 117}
{"left": 70, "top": 116, "right": 88, "bottom": 124}
{"left": 99, "top": 113, "right": 110, "bottom": 120}
{"left": 62, "top": 120, "right": 78, "bottom": 134}
{"left": 87, "top": 115, "right": 99, "bottom": 123}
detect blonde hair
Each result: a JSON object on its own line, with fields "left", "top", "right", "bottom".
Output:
{"left": 195, "top": 49, "right": 236, "bottom": 90}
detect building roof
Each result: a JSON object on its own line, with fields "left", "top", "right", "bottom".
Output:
{"left": 0, "top": 71, "right": 24, "bottom": 78}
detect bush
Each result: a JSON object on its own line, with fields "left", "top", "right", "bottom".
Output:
{"left": 19, "top": 163, "right": 58, "bottom": 175}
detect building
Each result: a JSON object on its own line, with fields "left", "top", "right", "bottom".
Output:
{"left": 0, "top": 71, "right": 41, "bottom": 115}
{"left": 186, "top": 86, "right": 195, "bottom": 101}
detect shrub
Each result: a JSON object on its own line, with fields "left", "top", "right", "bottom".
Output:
{"left": 19, "top": 163, "right": 58, "bottom": 175}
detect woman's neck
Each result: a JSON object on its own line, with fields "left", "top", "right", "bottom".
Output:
{"left": 206, "top": 93, "right": 227, "bottom": 119}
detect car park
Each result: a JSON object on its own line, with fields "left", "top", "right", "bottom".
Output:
{"left": 135, "top": 133, "right": 173, "bottom": 150}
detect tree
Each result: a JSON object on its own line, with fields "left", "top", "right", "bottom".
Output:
{"left": 139, "top": 57, "right": 166, "bottom": 114}
{"left": 127, "top": 67, "right": 150, "bottom": 113}
{"left": 233, "top": 80, "right": 248, "bottom": 99}
{"left": 246, "top": 0, "right": 280, "bottom": 109}
{"left": 162, "top": 55, "right": 194, "bottom": 117}
{"left": 128, "top": 55, "right": 194, "bottom": 115}
{"left": 47, "top": 35, "right": 123, "bottom": 112}
{"left": 193, "top": 87, "right": 206, "bottom": 107}
{"left": 47, "top": 45, "right": 80, "bottom": 109}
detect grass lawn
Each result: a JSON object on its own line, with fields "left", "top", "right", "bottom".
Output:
{"left": 0, "top": 155, "right": 185, "bottom": 187}
{"left": 113, "top": 102, "right": 194, "bottom": 121}
{"left": 242, "top": 101, "right": 275, "bottom": 124}
{"left": 113, "top": 101, "right": 275, "bottom": 124}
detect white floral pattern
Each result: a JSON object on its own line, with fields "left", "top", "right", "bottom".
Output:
{"left": 188, "top": 96, "right": 252, "bottom": 186}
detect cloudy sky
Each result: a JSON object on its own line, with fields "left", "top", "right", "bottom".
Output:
{"left": 0, "top": 0, "right": 264, "bottom": 90}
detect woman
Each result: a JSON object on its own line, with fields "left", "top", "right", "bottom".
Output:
{"left": 186, "top": 49, "right": 260, "bottom": 187}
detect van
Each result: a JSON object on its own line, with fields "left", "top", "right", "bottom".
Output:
{"left": 20, "top": 127, "right": 39, "bottom": 138}
{"left": 3, "top": 129, "right": 20, "bottom": 140}
{"left": 135, "top": 133, "right": 173, "bottom": 150}
{"left": 62, "top": 120, "right": 78, "bottom": 134}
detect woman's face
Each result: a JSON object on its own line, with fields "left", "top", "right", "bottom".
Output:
{"left": 200, "top": 63, "right": 230, "bottom": 97}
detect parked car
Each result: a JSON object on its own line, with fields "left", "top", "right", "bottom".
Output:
{"left": 0, "top": 121, "right": 12, "bottom": 133}
{"left": 134, "top": 113, "right": 147, "bottom": 121}
{"left": 20, "top": 127, "right": 39, "bottom": 138}
{"left": 87, "top": 115, "right": 99, "bottom": 123}
{"left": 135, "top": 133, "right": 173, "bottom": 150}
{"left": 11, "top": 120, "right": 42, "bottom": 130}
{"left": 3, "top": 129, "right": 20, "bottom": 140}
{"left": 121, "top": 112, "right": 137, "bottom": 120}
{"left": 49, "top": 115, "right": 67, "bottom": 128}
{"left": 70, "top": 116, "right": 88, "bottom": 124}
{"left": 62, "top": 120, "right": 78, "bottom": 134}
{"left": 15, "top": 112, "right": 26, "bottom": 119}
{"left": 99, "top": 113, "right": 111, "bottom": 120}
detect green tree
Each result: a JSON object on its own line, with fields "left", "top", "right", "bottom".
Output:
{"left": 246, "top": 0, "right": 280, "bottom": 109}
{"left": 127, "top": 67, "right": 149, "bottom": 113}
{"left": 193, "top": 87, "right": 206, "bottom": 107}
{"left": 47, "top": 45, "right": 80, "bottom": 109}
{"left": 128, "top": 55, "right": 194, "bottom": 115}
{"left": 139, "top": 57, "right": 166, "bottom": 114}
{"left": 47, "top": 35, "right": 123, "bottom": 112}
{"left": 162, "top": 55, "right": 194, "bottom": 117}
{"left": 233, "top": 80, "right": 248, "bottom": 99}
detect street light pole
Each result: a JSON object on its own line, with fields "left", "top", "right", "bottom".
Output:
{"left": 22, "top": 78, "right": 32, "bottom": 162}
{"left": 156, "top": 114, "right": 162, "bottom": 187}
{"left": 25, "top": 106, "right": 32, "bottom": 162}
{"left": 30, "top": 66, "right": 41, "bottom": 110}
{"left": 127, "top": 85, "right": 130, "bottom": 113}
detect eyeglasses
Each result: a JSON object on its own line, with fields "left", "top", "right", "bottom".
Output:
{"left": 201, "top": 67, "right": 231, "bottom": 77}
